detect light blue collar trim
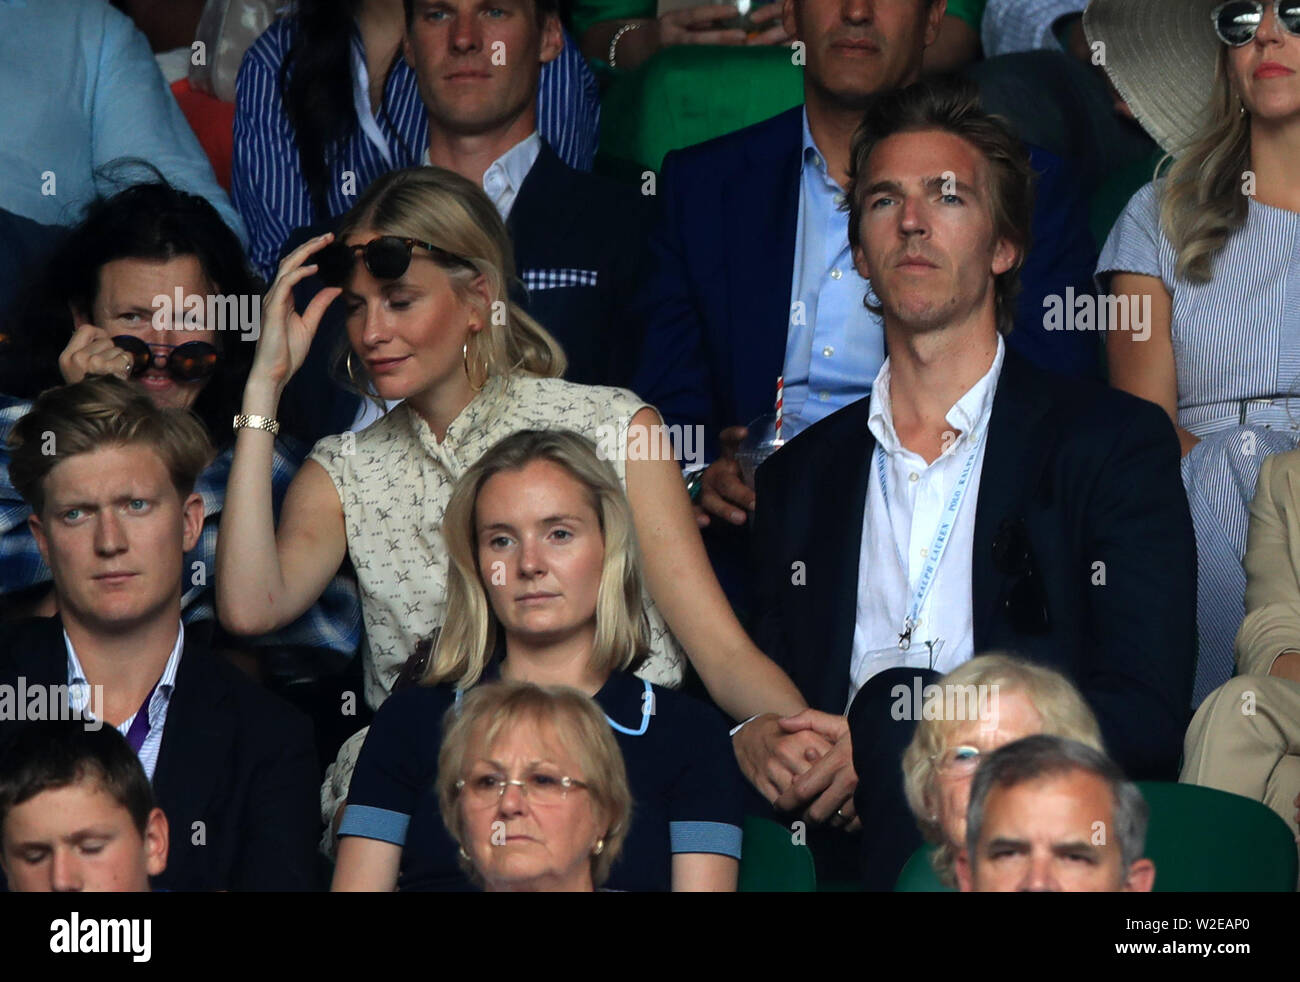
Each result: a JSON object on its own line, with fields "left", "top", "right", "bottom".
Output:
{"left": 605, "top": 678, "right": 652, "bottom": 736}
{"left": 455, "top": 676, "right": 653, "bottom": 736}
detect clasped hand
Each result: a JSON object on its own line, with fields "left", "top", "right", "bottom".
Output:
{"left": 732, "top": 709, "right": 860, "bottom": 831}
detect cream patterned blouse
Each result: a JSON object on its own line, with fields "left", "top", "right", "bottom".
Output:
{"left": 309, "top": 372, "right": 687, "bottom": 714}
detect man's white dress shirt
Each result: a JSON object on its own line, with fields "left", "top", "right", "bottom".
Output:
{"left": 847, "top": 337, "right": 1005, "bottom": 709}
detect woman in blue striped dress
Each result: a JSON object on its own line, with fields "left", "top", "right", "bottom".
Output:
{"left": 231, "top": 0, "right": 599, "bottom": 280}
{"left": 1092, "top": 0, "right": 1300, "bottom": 706}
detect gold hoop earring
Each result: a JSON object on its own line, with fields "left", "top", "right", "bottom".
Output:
{"left": 346, "top": 350, "right": 360, "bottom": 384}
{"left": 458, "top": 846, "right": 471, "bottom": 860}
{"left": 592, "top": 838, "right": 605, "bottom": 857}
{"left": 462, "top": 340, "right": 483, "bottom": 392}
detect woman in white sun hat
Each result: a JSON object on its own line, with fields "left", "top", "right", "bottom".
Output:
{"left": 1090, "top": 0, "right": 1300, "bottom": 707}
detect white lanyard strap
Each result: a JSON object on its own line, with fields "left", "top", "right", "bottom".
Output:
{"left": 874, "top": 433, "right": 982, "bottom": 649}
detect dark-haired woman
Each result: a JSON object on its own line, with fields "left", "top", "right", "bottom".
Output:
{"left": 0, "top": 183, "right": 362, "bottom": 660}
{"left": 232, "top": 0, "right": 599, "bottom": 278}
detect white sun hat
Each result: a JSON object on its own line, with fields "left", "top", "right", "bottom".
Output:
{"left": 1083, "top": 0, "right": 1226, "bottom": 155}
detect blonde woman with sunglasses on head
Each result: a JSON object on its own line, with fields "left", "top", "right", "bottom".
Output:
{"left": 215, "top": 167, "right": 812, "bottom": 835}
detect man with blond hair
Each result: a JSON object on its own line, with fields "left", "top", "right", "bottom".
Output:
{"left": 0, "top": 376, "right": 318, "bottom": 891}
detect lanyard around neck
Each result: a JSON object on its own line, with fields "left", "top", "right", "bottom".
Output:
{"left": 874, "top": 432, "right": 983, "bottom": 650}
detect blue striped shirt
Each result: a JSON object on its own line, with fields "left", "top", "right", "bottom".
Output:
{"left": 65, "top": 621, "right": 184, "bottom": 783}
{"left": 232, "top": 18, "right": 600, "bottom": 279}
{"left": 782, "top": 108, "right": 883, "bottom": 436}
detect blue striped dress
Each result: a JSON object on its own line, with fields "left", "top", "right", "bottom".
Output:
{"left": 1098, "top": 180, "right": 1300, "bottom": 707}
{"left": 231, "top": 18, "right": 600, "bottom": 279}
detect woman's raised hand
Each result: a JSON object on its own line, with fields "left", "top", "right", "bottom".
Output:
{"left": 251, "top": 232, "right": 343, "bottom": 394}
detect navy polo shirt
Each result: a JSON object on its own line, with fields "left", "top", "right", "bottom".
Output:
{"left": 339, "top": 663, "right": 745, "bottom": 891}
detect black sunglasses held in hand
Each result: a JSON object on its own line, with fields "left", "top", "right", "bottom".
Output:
{"left": 1214, "top": 1, "right": 1300, "bottom": 45}
{"left": 313, "top": 235, "right": 476, "bottom": 287}
{"left": 112, "top": 335, "right": 219, "bottom": 383}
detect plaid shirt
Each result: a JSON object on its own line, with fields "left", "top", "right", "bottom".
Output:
{"left": 0, "top": 396, "right": 362, "bottom": 657}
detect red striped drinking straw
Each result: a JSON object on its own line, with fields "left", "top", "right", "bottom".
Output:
{"left": 774, "top": 375, "right": 784, "bottom": 444}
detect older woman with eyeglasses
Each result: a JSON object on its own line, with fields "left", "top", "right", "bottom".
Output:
{"left": 436, "top": 681, "right": 633, "bottom": 892}
{"left": 331, "top": 429, "right": 744, "bottom": 891}
{"left": 900, "top": 654, "right": 1104, "bottom": 887}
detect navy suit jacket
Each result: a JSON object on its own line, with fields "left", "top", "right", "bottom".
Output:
{"left": 749, "top": 349, "right": 1196, "bottom": 780}
{"left": 278, "top": 142, "right": 653, "bottom": 445}
{"left": 0, "top": 617, "right": 320, "bottom": 891}
{"left": 631, "top": 106, "right": 1100, "bottom": 460}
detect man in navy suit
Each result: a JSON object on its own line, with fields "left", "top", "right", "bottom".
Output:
{"left": 0, "top": 376, "right": 319, "bottom": 891}
{"left": 631, "top": 0, "right": 1098, "bottom": 541}
{"left": 744, "top": 79, "right": 1194, "bottom": 888}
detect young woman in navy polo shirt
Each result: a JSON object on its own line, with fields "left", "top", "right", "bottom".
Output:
{"left": 331, "top": 429, "right": 744, "bottom": 891}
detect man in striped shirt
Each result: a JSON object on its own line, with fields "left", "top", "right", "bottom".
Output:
{"left": 233, "top": 1, "right": 600, "bottom": 281}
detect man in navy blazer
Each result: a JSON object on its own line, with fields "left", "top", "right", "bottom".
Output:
{"left": 742, "top": 79, "right": 1195, "bottom": 888}
{"left": 631, "top": 0, "right": 1098, "bottom": 540}
{"left": 0, "top": 616, "right": 319, "bottom": 892}
{"left": 0, "top": 376, "right": 318, "bottom": 892}
{"left": 276, "top": 0, "right": 651, "bottom": 444}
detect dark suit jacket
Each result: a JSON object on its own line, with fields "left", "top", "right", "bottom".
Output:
{"left": 278, "top": 141, "right": 653, "bottom": 445}
{"left": 749, "top": 349, "right": 1197, "bottom": 780}
{"left": 631, "top": 106, "right": 1101, "bottom": 460}
{"left": 0, "top": 617, "right": 319, "bottom": 891}
{"left": 508, "top": 141, "right": 653, "bottom": 388}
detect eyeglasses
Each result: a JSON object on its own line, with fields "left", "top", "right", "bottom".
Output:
{"left": 111, "top": 335, "right": 219, "bottom": 383}
{"left": 931, "top": 745, "right": 983, "bottom": 774}
{"left": 455, "top": 769, "right": 589, "bottom": 808}
{"left": 991, "top": 517, "right": 1050, "bottom": 635}
{"left": 313, "top": 235, "right": 476, "bottom": 287}
{"left": 1213, "top": 1, "right": 1300, "bottom": 45}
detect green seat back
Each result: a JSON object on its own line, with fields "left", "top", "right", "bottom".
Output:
{"left": 894, "top": 845, "right": 952, "bottom": 892}
{"left": 738, "top": 815, "right": 817, "bottom": 892}
{"left": 895, "top": 782, "right": 1298, "bottom": 892}
{"left": 596, "top": 45, "right": 803, "bottom": 176}
{"left": 1136, "top": 782, "right": 1297, "bottom": 892}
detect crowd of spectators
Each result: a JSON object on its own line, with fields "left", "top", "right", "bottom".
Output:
{"left": 0, "top": 0, "right": 1296, "bottom": 895}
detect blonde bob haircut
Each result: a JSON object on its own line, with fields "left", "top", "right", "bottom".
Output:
{"left": 1157, "top": 47, "right": 1251, "bottom": 284}
{"left": 436, "top": 680, "right": 632, "bottom": 888}
{"left": 423, "top": 429, "right": 650, "bottom": 689}
{"left": 333, "top": 166, "right": 566, "bottom": 400}
{"left": 901, "top": 653, "right": 1104, "bottom": 886}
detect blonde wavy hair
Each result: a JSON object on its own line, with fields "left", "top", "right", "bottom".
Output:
{"left": 901, "top": 653, "right": 1104, "bottom": 886}
{"left": 422, "top": 429, "right": 650, "bottom": 689}
{"left": 334, "top": 166, "right": 565, "bottom": 398}
{"left": 436, "top": 681, "right": 632, "bottom": 888}
{"left": 1158, "top": 46, "right": 1252, "bottom": 284}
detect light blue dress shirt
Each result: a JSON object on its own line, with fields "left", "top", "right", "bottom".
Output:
{"left": 782, "top": 109, "right": 884, "bottom": 436}
{"left": 0, "top": 0, "right": 246, "bottom": 243}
